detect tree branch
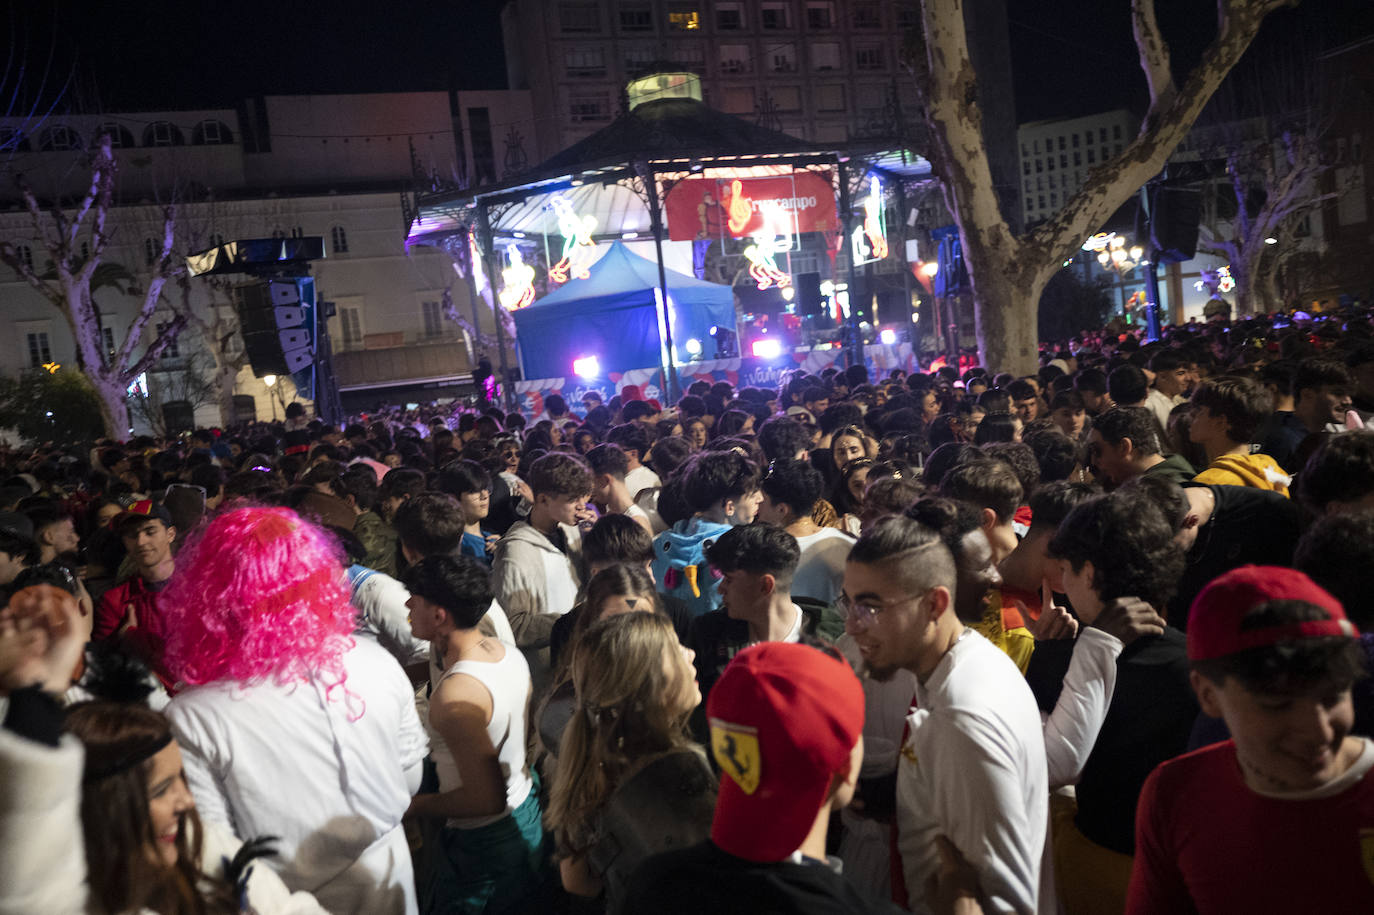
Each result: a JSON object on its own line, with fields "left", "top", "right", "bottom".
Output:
{"left": 67, "top": 133, "right": 112, "bottom": 253}
{"left": 0, "top": 241, "right": 61, "bottom": 306}
{"left": 124, "top": 312, "right": 189, "bottom": 382}
{"left": 115, "top": 205, "right": 181, "bottom": 376}
{"left": 1132, "top": 0, "right": 1176, "bottom": 110}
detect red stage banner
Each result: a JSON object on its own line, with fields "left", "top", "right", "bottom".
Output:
{"left": 664, "top": 171, "right": 837, "bottom": 241}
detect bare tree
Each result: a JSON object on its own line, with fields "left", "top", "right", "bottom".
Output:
{"left": 906, "top": 0, "right": 1296, "bottom": 376}
{"left": 1190, "top": 35, "right": 1338, "bottom": 314}
{"left": 0, "top": 134, "right": 187, "bottom": 439}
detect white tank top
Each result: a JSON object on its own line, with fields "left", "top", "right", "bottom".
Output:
{"left": 428, "top": 643, "right": 534, "bottom": 829}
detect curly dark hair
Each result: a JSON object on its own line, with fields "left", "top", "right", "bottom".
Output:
{"left": 1294, "top": 508, "right": 1374, "bottom": 630}
{"left": 1300, "top": 430, "right": 1374, "bottom": 515}
{"left": 1047, "top": 490, "right": 1184, "bottom": 613}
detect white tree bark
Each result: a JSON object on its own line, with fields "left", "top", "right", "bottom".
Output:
{"left": 909, "top": 0, "right": 1296, "bottom": 375}
{"left": 0, "top": 133, "right": 189, "bottom": 440}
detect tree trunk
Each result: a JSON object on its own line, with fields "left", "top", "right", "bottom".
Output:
{"left": 90, "top": 372, "right": 132, "bottom": 440}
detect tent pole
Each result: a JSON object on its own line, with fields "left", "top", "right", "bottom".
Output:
{"left": 641, "top": 161, "right": 680, "bottom": 403}
{"left": 837, "top": 158, "right": 863, "bottom": 372}
{"left": 475, "top": 203, "right": 515, "bottom": 411}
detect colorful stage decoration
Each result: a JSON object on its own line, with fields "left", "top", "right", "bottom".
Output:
{"left": 498, "top": 244, "right": 536, "bottom": 311}
{"left": 664, "top": 171, "right": 838, "bottom": 241}
{"left": 548, "top": 195, "right": 598, "bottom": 283}
{"left": 1194, "top": 264, "right": 1236, "bottom": 295}
{"left": 742, "top": 202, "right": 794, "bottom": 291}
{"left": 858, "top": 177, "right": 889, "bottom": 261}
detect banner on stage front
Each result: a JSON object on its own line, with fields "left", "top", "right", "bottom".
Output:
{"left": 664, "top": 172, "right": 837, "bottom": 242}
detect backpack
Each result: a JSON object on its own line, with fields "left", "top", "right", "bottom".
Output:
{"left": 650, "top": 518, "right": 732, "bottom": 617}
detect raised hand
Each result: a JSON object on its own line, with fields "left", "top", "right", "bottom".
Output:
{"left": 1022, "top": 579, "right": 1078, "bottom": 642}
{"left": 0, "top": 584, "right": 86, "bottom": 693}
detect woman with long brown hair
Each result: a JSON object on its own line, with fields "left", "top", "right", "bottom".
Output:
{"left": 65, "top": 701, "right": 327, "bottom": 915}
{"left": 545, "top": 611, "right": 714, "bottom": 910}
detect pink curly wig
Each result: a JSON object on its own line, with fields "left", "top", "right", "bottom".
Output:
{"left": 159, "top": 506, "right": 356, "bottom": 693}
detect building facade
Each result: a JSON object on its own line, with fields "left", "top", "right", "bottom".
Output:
{"left": 0, "top": 90, "right": 548, "bottom": 431}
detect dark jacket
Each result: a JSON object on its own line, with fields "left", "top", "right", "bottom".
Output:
{"left": 1140, "top": 452, "right": 1196, "bottom": 485}
{"left": 622, "top": 841, "right": 904, "bottom": 915}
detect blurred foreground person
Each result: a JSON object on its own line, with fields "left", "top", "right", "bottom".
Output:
{"left": 162, "top": 507, "right": 428, "bottom": 915}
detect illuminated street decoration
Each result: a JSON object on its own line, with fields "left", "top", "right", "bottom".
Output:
{"left": 1083, "top": 231, "right": 1144, "bottom": 274}
{"left": 41, "top": 361, "right": 60, "bottom": 374}
{"left": 548, "top": 195, "right": 598, "bottom": 283}
{"left": 498, "top": 244, "right": 536, "bottom": 310}
{"left": 742, "top": 202, "right": 792, "bottom": 290}
{"left": 1194, "top": 265, "right": 1235, "bottom": 295}
{"left": 861, "top": 178, "right": 889, "bottom": 261}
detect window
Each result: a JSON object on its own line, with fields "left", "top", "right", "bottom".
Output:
{"left": 339, "top": 306, "right": 363, "bottom": 349}
{"left": 719, "top": 44, "right": 751, "bottom": 74}
{"left": 15, "top": 244, "right": 32, "bottom": 270}
{"left": 1048, "top": 175, "right": 1056, "bottom": 189}
{"left": 618, "top": 3, "right": 652, "bottom": 30}
{"left": 101, "top": 326, "right": 116, "bottom": 362}
{"left": 1113, "top": 124, "right": 1122, "bottom": 140}
{"left": 1050, "top": 192, "right": 1058, "bottom": 207}
{"left": 330, "top": 226, "right": 349, "bottom": 254}
{"left": 569, "top": 91, "right": 611, "bottom": 122}
{"left": 422, "top": 300, "right": 444, "bottom": 338}
{"left": 0, "top": 127, "right": 30, "bottom": 152}
{"left": 811, "top": 42, "right": 841, "bottom": 70}
{"left": 895, "top": 3, "right": 920, "bottom": 28}
{"left": 155, "top": 322, "right": 181, "bottom": 360}
{"left": 715, "top": 2, "right": 743, "bottom": 29}
{"left": 624, "top": 46, "right": 656, "bottom": 76}
{"left": 721, "top": 86, "right": 756, "bottom": 114}
{"left": 27, "top": 332, "right": 51, "bottom": 368}
{"left": 38, "top": 125, "right": 82, "bottom": 151}
{"left": 1035, "top": 159, "right": 1042, "bottom": 173}
{"left": 1100, "top": 146, "right": 1109, "bottom": 160}
{"left": 805, "top": 1, "right": 834, "bottom": 29}
{"left": 559, "top": 2, "right": 600, "bottom": 32}
{"left": 667, "top": 3, "right": 700, "bottom": 29}
{"left": 1033, "top": 139, "right": 1040, "bottom": 154}
{"left": 144, "top": 238, "right": 159, "bottom": 267}
{"left": 1025, "top": 197, "right": 1034, "bottom": 213}
{"left": 191, "top": 120, "right": 234, "bottom": 145}
{"left": 1072, "top": 133, "right": 1080, "bottom": 148}
{"left": 771, "top": 45, "right": 797, "bottom": 72}
{"left": 1099, "top": 127, "right": 1107, "bottom": 143}
{"left": 1036, "top": 176, "right": 1044, "bottom": 191}
{"left": 815, "top": 84, "right": 845, "bottom": 112}
{"left": 565, "top": 47, "right": 607, "bottom": 77}
{"left": 855, "top": 45, "right": 884, "bottom": 70}
{"left": 290, "top": 226, "right": 304, "bottom": 239}
{"left": 1038, "top": 195, "right": 1046, "bottom": 210}
{"left": 1023, "top": 161, "right": 1030, "bottom": 176}
{"left": 1087, "top": 148, "right": 1095, "bottom": 164}
{"left": 80, "top": 241, "right": 90, "bottom": 259}
{"left": 670, "top": 43, "right": 705, "bottom": 72}
{"left": 1021, "top": 143, "right": 1028, "bottom": 156}
{"left": 1073, "top": 150, "right": 1081, "bottom": 166}
{"left": 773, "top": 86, "right": 802, "bottom": 112}
{"left": 1058, "top": 136, "right": 1065, "bottom": 151}
{"left": 761, "top": 2, "right": 792, "bottom": 29}
{"left": 1060, "top": 154, "right": 1067, "bottom": 168}
{"left": 852, "top": 2, "right": 881, "bottom": 27}
{"left": 143, "top": 121, "right": 185, "bottom": 147}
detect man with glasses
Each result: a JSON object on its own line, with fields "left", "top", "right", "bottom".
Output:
{"left": 843, "top": 515, "right": 1049, "bottom": 914}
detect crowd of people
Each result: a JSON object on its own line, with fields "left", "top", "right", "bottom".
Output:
{"left": 2, "top": 309, "right": 1374, "bottom": 914}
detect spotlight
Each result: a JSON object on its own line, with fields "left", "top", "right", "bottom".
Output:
{"left": 573, "top": 355, "right": 600, "bottom": 378}
{"left": 752, "top": 338, "right": 783, "bottom": 360}
{"left": 709, "top": 325, "right": 719, "bottom": 336}
{"left": 685, "top": 338, "right": 702, "bottom": 356}
{"left": 879, "top": 329, "right": 897, "bottom": 345}
{"left": 920, "top": 262, "right": 939, "bottom": 278}
{"left": 1265, "top": 237, "right": 1278, "bottom": 245}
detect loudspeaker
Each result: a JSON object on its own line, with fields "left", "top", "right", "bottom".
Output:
{"left": 875, "top": 288, "right": 912, "bottom": 326}
{"left": 161, "top": 400, "right": 195, "bottom": 435}
{"left": 237, "top": 280, "right": 315, "bottom": 377}
{"left": 795, "top": 272, "right": 824, "bottom": 316}
{"left": 1149, "top": 187, "right": 1202, "bottom": 264}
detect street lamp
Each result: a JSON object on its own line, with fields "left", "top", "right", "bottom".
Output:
{"left": 264, "top": 374, "right": 278, "bottom": 421}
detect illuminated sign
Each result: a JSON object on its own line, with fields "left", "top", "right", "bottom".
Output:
{"left": 663, "top": 171, "right": 838, "bottom": 241}
{"left": 548, "top": 195, "right": 598, "bottom": 283}
{"left": 852, "top": 177, "right": 889, "bottom": 265}
{"left": 498, "top": 244, "right": 536, "bottom": 311}
{"left": 1194, "top": 265, "right": 1235, "bottom": 295}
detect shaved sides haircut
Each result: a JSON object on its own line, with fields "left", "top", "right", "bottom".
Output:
{"left": 848, "top": 514, "right": 957, "bottom": 601}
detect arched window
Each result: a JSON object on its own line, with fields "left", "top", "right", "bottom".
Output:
{"left": 330, "top": 225, "right": 349, "bottom": 254}
{"left": 191, "top": 119, "right": 234, "bottom": 145}
{"left": 142, "top": 121, "right": 185, "bottom": 147}
{"left": 93, "top": 124, "right": 136, "bottom": 149}
{"left": 39, "top": 125, "right": 83, "bottom": 151}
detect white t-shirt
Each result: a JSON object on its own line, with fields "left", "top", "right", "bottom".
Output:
{"left": 625, "top": 464, "right": 662, "bottom": 501}
{"left": 791, "top": 528, "right": 853, "bottom": 605}
{"left": 897, "top": 629, "right": 1049, "bottom": 915}
{"left": 168, "top": 638, "right": 428, "bottom": 915}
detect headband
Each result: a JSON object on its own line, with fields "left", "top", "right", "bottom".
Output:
{"left": 83, "top": 732, "right": 173, "bottom": 783}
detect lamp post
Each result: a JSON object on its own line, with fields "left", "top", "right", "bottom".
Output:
{"left": 264, "top": 374, "right": 279, "bottom": 421}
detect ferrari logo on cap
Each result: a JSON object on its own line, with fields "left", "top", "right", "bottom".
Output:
{"left": 710, "top": 719, "right": 760, "bottom": 795}
{"left": 1361, "top": 828, "right": 1374, "bottom": 885}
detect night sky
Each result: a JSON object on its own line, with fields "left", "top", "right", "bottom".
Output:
{"left": 11, "top": 0, "right": 1373, "bottom": 124}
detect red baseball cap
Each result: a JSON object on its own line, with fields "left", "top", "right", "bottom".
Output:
{"left": 111, "top": 499, "right": 174, "bottom": 532}
{"left": 1187, "top": 566, "right": 1359, "bottom": 661}
{"left": 707, "top": 642, "right": 864, "bottom": 862}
